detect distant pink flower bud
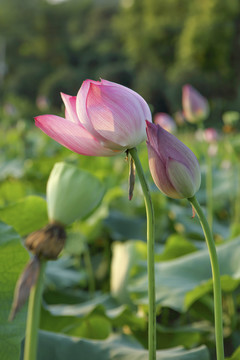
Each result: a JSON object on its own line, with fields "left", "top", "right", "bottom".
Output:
{"left": 154, "top": 113, "right": 177, "bottom": 134}
{"left": 182, "top": 84, "right": 209, "bottom": 123}
{"left": 35, "top": 79, "right": 152, "bottom": 156}
{"left": 146, "top": 121, "right": 201, "bottom": 199}
{"left": 204, "top": 128, "right": 218, "bottom": 143}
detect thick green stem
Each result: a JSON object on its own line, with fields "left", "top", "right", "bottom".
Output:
{"left": 24, "top": 260, "right": 46, "bottom": 360}
{"left": 129, "top": 147, "right": 156, "bottom": 360}
{"left": 188, "top": 196, "right": 224, "bottom": 360}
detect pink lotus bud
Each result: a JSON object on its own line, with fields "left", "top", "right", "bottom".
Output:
{"left": 146, "top": 121, "right": 201, "bottom": 199}
{"left": 204, "top": 128, "right": 218, "bottom": 143}
{"left": 154, "top": 113, "right": 177, "bottom": 134}
{"left": 35, "top": 79, "right": 152, "bottom": 156}
{"left": 182, "top": 84, "right": 209, "bottom": 123}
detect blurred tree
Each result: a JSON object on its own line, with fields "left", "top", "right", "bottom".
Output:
{"left": 113, "top": 0, "right": 190, "bottom": 112}
{"left": 115, "top": 0, "right": 189, "bottom": 70}
{"left": 172, "top": 0, "right": 240, "bottom": 98}
{"left": 1, "top": 0, "right": 126, "bottom": 108}
{"left": 114, "top": 0, "right": 240, "bottom": 118}
{"left": 1, "top": 0, "right": 240, "bottom": 122}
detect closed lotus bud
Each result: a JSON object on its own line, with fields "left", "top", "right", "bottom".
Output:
{"left": 146, "top": 121, "right": 201, "bottom": 199}
{"left": 182, "top": 84, "right": 209, "bottom": 123}
{"left": 47, "top": 162, "right": 104, "bottom": 225}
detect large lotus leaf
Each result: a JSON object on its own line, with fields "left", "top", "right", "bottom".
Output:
{"left": 45, "top": 293, "right": 113, "bottom": 317}
{"left": 41, "top": 293, "right": 145, "bottom": 333}
{"left": 21, "top": 331, "right": 209, "bottom": 360}
{"left": 104, "top": 210, "right": 146, "bottom": 241}
{"left": 0, "top": 221, "right": 29, "bottom": 360}
{"left": 156, "top": 322, "right": 211, "bottom": 350}
{"left": 0, "top": 196, "right": 48, "bottom": 236}
{"left": 45, "top": 256, "right": 87, "bottom": 290}
{"left": 185, "top": 274, "right": 240, "bottom": 309}
{"left": 226, "top": 346, "right": 240, "bottom": 360}
{"left": 168, "top": 201, "right": 230, "bottom": 240}
{"left": 156, "top": 234, "right": 197, "bottom": 261}
{"left": 0, "top": 179, "right": 28, "bottom": 207}
{"left": 41, "top": 305, "right": 111, "bottom": 340}
{"left": 64, "top": 315, "right": 111, "bottom": 339}
{"left": 126, "top": 237, "right": 240, "bottom": 311}
{"left": 167, "top": 202, "right": 203, "bottom": 238}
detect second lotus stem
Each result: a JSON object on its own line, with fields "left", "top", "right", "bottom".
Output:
{"left": 129, "top": 147, "right": 156, "bottom": 360}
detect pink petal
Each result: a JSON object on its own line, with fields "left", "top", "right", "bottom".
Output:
{"left": 146, "top": 121, "right": 160, "bottom": 155}
{"left": 147, "top": 121, "right": 198, "bottom": 172}
{"left": 100, "top": 79, "right": 152, "bottom": 123}
{"left": 166, "top": 158, "right": 197, "bottom": 198}
{"left": 35, "top": 115, "right": 119, "bottom": 157}
{"left": 76, "top": 80, "right": 99, "bottom": 134}
{"left": 146, "top": 121, "right": 201, "bottom": 199}
{"left": 76, "top": 79, "right": 152, "bottom": 149}
{"left": 61, "top": 93, "right": 79, "bottom": 124}
{"left": 85, "top": 82, "right": 147, "bottom": 147}
{"left": 146, "top": 142, "right": 178, "bottom": 198}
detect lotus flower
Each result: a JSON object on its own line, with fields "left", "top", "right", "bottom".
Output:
{"left": 35, "top": 79, "right": 152, "bottom": 156}
{"left": 146, "top": 121, "right": 201, "bottom": 199}
{"left": 182, "top": 84, "right": 209, "bottom": 123}
{"left": 154, "top": 113, "right": 177, "bottom": 134}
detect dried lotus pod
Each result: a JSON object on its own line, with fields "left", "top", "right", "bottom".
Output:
{"left": 25, "top": 222, "right": 66, "bottom": 260}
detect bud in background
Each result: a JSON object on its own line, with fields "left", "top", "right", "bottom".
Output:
{"left": 182, "top": 84, "right": 209, "bottom": 123}
{"left": 204, "top": 128, "right": 219, "bottom": 158}
{"left": 47, "top": 162, "right": 105, "bottom": 225}
{"left": 154, "top": 113, "right": 177, "bottom": 134}
{"left": 146, "top": 121, "right": 201, "bottom": 199}
{"left": 204, "top": 128, "right": 218, "bottom": 143}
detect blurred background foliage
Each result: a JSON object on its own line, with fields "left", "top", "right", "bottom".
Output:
{"left": 1, "top": 0, "right": 240, "bottom": 122}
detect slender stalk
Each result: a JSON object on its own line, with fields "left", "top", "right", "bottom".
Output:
{"left": 83, "top": 243, "right": 95, "bottom": 296}
{"left": 188, "top": 196, "right": 224, "bottom": 360}
{"left": 129, "top": 147, "right": 156, "bottom": 360}
{"left": 24, "top": 260, "right": 46, "bottom": 360}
